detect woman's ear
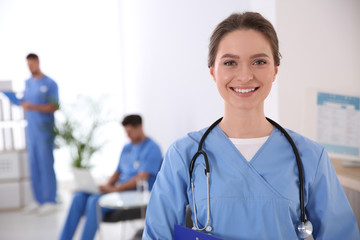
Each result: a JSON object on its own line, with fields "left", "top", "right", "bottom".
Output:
{"left": 273, "top": 66, "right": 279, "bottom": 82}
{"left": 210, "top": 67, "right": 216, "bottom": 82}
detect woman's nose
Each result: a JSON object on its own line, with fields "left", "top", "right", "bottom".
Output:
{"left": 236, "top": 65, "right": 253, "bottom": 82}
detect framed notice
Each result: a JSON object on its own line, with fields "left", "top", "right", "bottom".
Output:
{"left": 316, "top": 91, "right": 360, "bottom": 161}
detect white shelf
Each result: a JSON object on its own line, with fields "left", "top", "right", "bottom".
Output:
{"left": 0, "top": 82, "right": 31, "bottom": 210}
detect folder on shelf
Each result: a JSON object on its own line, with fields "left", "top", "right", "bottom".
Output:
{"left": 1, "top": 91, "right": 21, "bottom": 106}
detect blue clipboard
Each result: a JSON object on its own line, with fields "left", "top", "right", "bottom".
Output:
{"left": 2, "top": 91, "right": 20, "bottom": 105}
{"left": 174, "top": 224, "right": 224, "bottom": 240}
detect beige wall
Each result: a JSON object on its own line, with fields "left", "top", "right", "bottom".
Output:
{"left": 276, "top": 0, "right": 360, "bottom": 140}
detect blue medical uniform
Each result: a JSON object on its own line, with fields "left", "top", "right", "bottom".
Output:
{"left": 59, "top": 138, "right": 162, "bottom": 240}
{"left": 143, "top": 126, "right": 360, "bottom": 239}
{"left": 23, "top": 75, "right": 59, "bottom": 204}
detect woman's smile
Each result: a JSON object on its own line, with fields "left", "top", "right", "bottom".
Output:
{"left": 231, "top": 86, "right": 260, "bottom": 95}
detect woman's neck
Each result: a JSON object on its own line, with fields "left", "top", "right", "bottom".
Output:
{"left": 219, "top": 106, "right": 273, "bottom": 138}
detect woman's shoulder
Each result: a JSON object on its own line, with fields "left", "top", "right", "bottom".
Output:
{"left": 170, "top": 128, "right": 207, "bottom": 152}
{"left": 270, "top": 127, "right": 332, "bottom": 191}
{"left": 284, "top": 128, "right": 325, "bottom": 155}
{"left": 283, "top": 128, "right": 329, "bottom": 180}
{"left": 162, "top": 128, "right": 210, "bottom": 165}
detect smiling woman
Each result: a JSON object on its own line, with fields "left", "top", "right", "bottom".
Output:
{"left": 142, "top": 12, "right": 359, "bottom": 240}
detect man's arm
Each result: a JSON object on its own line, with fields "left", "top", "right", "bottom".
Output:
{"left": 99, "top": 171, "right": 150, "bottom": 193}
{"left": 21, "top": 101, "right": 59, "bottom": 113}
{"left": 106, "top": 171, "right": 121, "bottom": 186}
{"left": 115, "top": 171, "right": 150, "bottom": 192}
{"left": 98, "top": 171, "right": 120, "bottom": 193}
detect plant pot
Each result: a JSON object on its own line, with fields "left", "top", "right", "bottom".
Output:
{"left": 71, "top": 167, "right": 99, "bottom": 194}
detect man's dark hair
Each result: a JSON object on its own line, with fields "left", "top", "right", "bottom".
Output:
{"left": 121, "top": 114, "right": 142, "bottom": 127}
{"left": 26, "top": 53, "right": 39, "bottom": 61}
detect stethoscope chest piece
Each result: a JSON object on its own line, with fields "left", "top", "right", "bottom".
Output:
{"left": 296, "top": 220, "right": 313, "bottom": 239}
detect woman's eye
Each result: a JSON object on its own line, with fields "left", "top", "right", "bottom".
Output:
{"left": 254, "top": 60, "right": 266, "bottom": 65}
{"left": 224, "top": 61, "right": 236, "bottom": 66}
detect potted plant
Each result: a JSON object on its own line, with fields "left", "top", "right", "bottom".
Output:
{"left": 53, "top": 95, "right": 109, "bottom": 170}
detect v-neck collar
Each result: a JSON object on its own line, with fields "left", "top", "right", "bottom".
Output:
{"left": 213, "top": 125, "right": 277, "bottom": 165}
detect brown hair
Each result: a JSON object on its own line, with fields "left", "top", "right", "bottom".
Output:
{"left": 208, "top": 12, "right": 281, "bottom": 68}
{"left": 122, "top": 114, "right": 142, "bottom": 127}
{"left": 26, "top": 53, "right": 39, "bottom": 61}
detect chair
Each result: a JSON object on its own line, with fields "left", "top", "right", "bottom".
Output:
{"left": 100, "top": 179, "right": 153, "bottom": 239}
{"left": 103, "top": 208, "right": 144, "bottom": 222}
{"left": 102, "top": 204, "right": 192, "bottom": 239}
{"left": 102, "top": 203, "right": 146, "bottom": 239}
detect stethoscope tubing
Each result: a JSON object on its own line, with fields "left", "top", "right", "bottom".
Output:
{"left": 189, "top": 117, "right": 307, "bottom": 227}
{"left": 189, "top": 117, "right": 223, "bottom": 178}
{"left": 265, "top": 117, "right": 306, "bottom": 223}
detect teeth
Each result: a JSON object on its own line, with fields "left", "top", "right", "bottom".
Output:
{"left": 233, "top": 88, "right": 256, "bottom": 93}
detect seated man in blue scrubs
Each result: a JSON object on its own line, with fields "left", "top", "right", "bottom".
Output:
{"left": 59, "top": 114, "right": 163, "bottom": 240}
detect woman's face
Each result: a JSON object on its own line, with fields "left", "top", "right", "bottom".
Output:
{"left": 210, "top": 29, "right": 278, "bottom": 112}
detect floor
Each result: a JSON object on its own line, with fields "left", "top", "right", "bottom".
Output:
{"left": 0, "top": 187, "right": 144, "bottom": 240}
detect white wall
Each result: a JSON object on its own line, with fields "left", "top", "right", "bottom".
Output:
{"left": 276, "top": 0, "right": 360, "bottom": 139}
{"left": 118, "top": 0, "right": 278, "bottom": 153}
{"left": 0, "top": 0, "right": 278, "bottom": 180}
{"left": 0, "top": 0, "right": 124, "bottom": 179}
{"left": 0, "top": 0, "right": 123, "bottom": 100}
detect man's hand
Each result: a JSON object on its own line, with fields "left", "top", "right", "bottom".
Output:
{"left": 99, "top": 171, "right": 151, "bottom": 193}
{"left": 98, "top": 184, "right": 117, "bottom": 194}
{"left": 21, "top": 101, "right": 58, "bottom": 113}
{"left": 21, "top": 101, "right": 33, "bottom": 111}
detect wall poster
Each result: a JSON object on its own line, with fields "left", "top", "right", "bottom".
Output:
{"left": 316, "top": 91, "right": 360, "bottom": 161}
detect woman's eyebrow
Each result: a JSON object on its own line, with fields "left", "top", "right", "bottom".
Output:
{"left": 221, "top": 53, "right": 239, "bottom": 59}
{"left": 221, "top": 53, "right": 270, "bottom": 59}
{"left": 251, "top": 53, "right": 270, "bottom": 58}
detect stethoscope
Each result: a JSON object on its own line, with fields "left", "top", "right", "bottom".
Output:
{"left": 189, "top": 117, "right": 313, "bottom": 239}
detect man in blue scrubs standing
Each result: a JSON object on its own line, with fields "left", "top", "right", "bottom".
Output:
{"left": 21, "top": 53, "right": 59, "bottom": 215}
{"left": 59, "top": 114, "right": 163, "bottom": 240}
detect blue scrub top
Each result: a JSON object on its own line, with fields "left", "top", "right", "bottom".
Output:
{"left": 116, "top": 137, "right": 162, "bottom": 190}
{"left": 22, "top": 75, "right": 59, "bottom": 137}
{"left": 143, "top": 126, "right": 360, "bottom": 240}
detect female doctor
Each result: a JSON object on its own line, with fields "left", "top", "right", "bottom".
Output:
{"left": 143, "top": 12, "right": 359, "bottom": 239}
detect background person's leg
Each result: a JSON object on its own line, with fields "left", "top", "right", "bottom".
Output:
{"left": 59, "top": 192, "right": 90, "bottom": 240}
{"left": 80, "top": 194, "right": 111, "bottom": 240}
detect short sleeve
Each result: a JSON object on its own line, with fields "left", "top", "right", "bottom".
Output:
{"left": 138, "top": 140, "right": 162, "bottom": 175}
{"left": 143, "top": 144, "right": 189, "bottom": 239}
{"left": 306, "top": 148, "right": 360, "bottom": 239}
{"left": 47, "top": 80, "right": 59, "bottom": 105}
{"left": 115, "top": 149, "right": 125, "bottom": 174}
